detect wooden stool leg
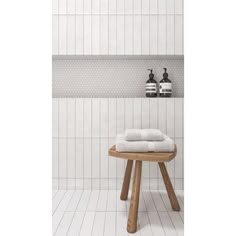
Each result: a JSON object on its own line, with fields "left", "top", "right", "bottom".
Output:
{"left": 120, "top": 160, "right": 133, "bottom": 200}
{"left": 158, "top": 162, "right": 180, "bottom": 211}
{"left": 127, "top": 160, "right": 142, "bottom": 233}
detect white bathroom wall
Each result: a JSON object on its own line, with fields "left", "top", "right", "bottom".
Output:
{"left": 52, "top": 0, "right": 184, "bottom": 55}
{"left": 52, "top": 97, "right": 184, "bottom": 190}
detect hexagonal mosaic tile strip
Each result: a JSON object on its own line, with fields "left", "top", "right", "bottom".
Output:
{"left": 52, "top": 58, "right": 184, "bottom": 97}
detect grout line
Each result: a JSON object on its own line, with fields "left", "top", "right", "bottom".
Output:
{"left": 66, "top": 98, "right": 68, "bottom": 190}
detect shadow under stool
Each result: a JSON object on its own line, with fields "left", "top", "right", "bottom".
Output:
{"left": 108, "top": 145, "right": 180, "bottom": 233}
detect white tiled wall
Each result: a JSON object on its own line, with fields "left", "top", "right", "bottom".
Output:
{"left": 52, "top": 0, "right": 184, "bottom": 55}
{"left": 52, "top": 97, "right": 184, "bottom": 190}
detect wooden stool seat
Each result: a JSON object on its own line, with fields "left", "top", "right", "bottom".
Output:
{"left": 109, "top": 145, "right": 177, "bottom": 162}
{"left": 108, "top": 145, "right": 180, "bottom": 234}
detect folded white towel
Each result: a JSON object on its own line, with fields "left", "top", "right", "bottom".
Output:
{"left": 125, "top": 129, "right": 164, "bottom": 141}
{"left": 116, "top": 134, "right": 175, "bottom": 153}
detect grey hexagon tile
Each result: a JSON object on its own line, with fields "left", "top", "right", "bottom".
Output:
{"left": 52, "top": 59, "right": 184, "bottom": 97}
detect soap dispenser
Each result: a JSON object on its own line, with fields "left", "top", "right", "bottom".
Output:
{"left": 146, "top": 69, "right": 157, "bottom": 97}
{"left": 159, "top": 68, "right": 172, "bottom": 97}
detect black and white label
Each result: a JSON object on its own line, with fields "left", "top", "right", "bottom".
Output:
{"left": 146, "top": 83, "right": 157, "bottom": 93}
{"left": 159, "top": 83, "right": 172, "bottom": 93}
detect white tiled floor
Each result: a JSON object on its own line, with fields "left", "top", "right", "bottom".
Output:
{"left": 52, "top": 190, "right": 184, "bottom": 236}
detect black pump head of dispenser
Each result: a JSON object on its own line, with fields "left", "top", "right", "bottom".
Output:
{"left": 163, "top": 68, "right": 168, "bottom": 78}
{"left": 147, "top": 69, "right": 154, "bottom": 79}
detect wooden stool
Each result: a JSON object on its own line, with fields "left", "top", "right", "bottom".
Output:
{"left": 109, "top": 145, "right": 180, "bottom": 233}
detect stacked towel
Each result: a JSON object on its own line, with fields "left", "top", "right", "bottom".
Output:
{"left": 125, "top": 129, "right": 164, "bottom": 141}
{"left": 116, "top": 129, "right": 174, "bottom": 153}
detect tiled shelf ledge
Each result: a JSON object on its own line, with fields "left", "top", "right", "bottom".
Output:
{"left": 52, "top": 55, "right": 184, "bottom": 60}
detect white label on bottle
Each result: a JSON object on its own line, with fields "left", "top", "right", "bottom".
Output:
{"left": 146, "top": 83, "right": 157, "bottom": 93}
{"left": 159, "top": 83, "right": 172, "bottom": 93}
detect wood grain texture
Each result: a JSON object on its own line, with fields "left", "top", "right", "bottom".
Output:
{"left": 120, "top": 160, "right": 133, "bottom": 200}
{"left": 127, "top": 160, "right": 142, "bottom": 233}
{"left": 158, "top": 162, "right": 180, "bottom": 211}
{"left": 109, "top": 145, "right": 177, "bottom": 162}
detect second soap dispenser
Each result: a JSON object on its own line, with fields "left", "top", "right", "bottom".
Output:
{"left": 146, "top": 69, "right": 157, "bottom": 97}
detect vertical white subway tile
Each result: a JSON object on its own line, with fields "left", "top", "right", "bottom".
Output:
{"left": 67, "top": 15, "right": 76, "bottom": 55}
{"left": 175, "top": 179, "right": 183, "bottom": 190}
{"left": 175, "top": 138, "right": 183, "bottom": 178}
{"left": 158, "top": 15, "right": 166, "bottom": 55}
{"left": 84, "top": 179, "right": 92, "bottom": 189}
{"left": 159, "top": 98, "right": 167, "bottom": 134}
{"left": 109, "top": 15, "right": 117, "bottom": 55}
{"left": 158, "top": 0, "right": 166, "bottom": 14}
{"left": 100, "top": 99, "right": 109, "bottom": 137}
{"left": 166, "top": 99, "right": 175, "bottom": 137}
{"left": 117, "top": 0, "right": 124, "bottom": 14}
{"left": 142, "top": 0, "right": 150, "bottom": 14}
{"left": 125, "top": 0, "right": 133, "bottom": 14}
{"left": 109, "top": 138, "right": 116, "bottom": 178}
{"left": 92, "top": 0, "right": 100, "bottom": 14}
{"left": 52, "top": 16, "right": 59, "bottom": 55}
{"left": 133, "top": 0, "right": 141, "bottom": 14}
{"left": 92, "top": 99, "right": 100, "bottom": 138}
{"left": 100, "top": 0, "right": 108, "bottom": 14}
{"left": 76, "top": 0, "right": 84, "bottom": 14}
{"left": 133, "top": 15, "right": 142, "bottom": 55}
{"left": 167, "top": 0, "right": 174, "bottom": 14}
{"left": 100, "top": 138, "right": 109, "bottom": 178}
{"left": 167, "top": 15, "right": 174, "bottom": 55}
{"left": 150, "top": 0, "right": 158, "bottom": 14}
{"left": 59, "top": 0, "right": 67, "bottom": 14}
{"left": 116, "top": 98, "right": 125, "bottom": 134}
{"left": 149, "top": 15, "right": 158, "bottom": 55}
{"left": 100, "top": 15, "right": 108, "bottom": 55}
{"left": 108, "top": 99, "right": 117, "bottom": 137}
{"left": 84, "top": 0, "right": 91, "bottom": 14}
{"left": 52, "top": 0, "right": 58, "bottom": 14}
{"left": 175, "top": 0, "right": 183, "bottom": 14}
{"left": 68, "top": 139, "right": 76, "bottom": 180}
{"left": 92, "top": 138, "right": 100, "bottom": 178}
{"left": 175, "top": 98, "right": 183, "bottom": 138}
{"left": 76, "top": 15, "right": 84, "bottom": 55}
{"left": 68, "top": 0, "right": 75, "bottom": 14}
{"left": 175, "top": 15, "right": 183, "bottom": 55}
{"left": 141, "top": 98, "right": 150, "bottom": 129}
{"left": 109, "top": 0, "right": 116, "bottom": 14}
{"left": 52, "top": 139, "right": 59, "bottom": 178}
{"left": 59, "top": 98, "right": 67, "bottom": 138}
{"left": 150, "top": 98, "right": 158, "bottom": 128}
{"left": 133, "top": 98, "right": 142, "bottom": 128}
{"left": 52, "top": 99, "right": 59, "bottom": 138}
{"left": 125, "top": 98, "right": 133, "bottom": 129}
{"left": 84, "top": 99, "right": 92, "bottom": 137}
{"left": 92, "top": 15, "right": 100, "bottom": 55}
{"left": 117, "top": 16, "right": 125, "bottom": 55}
{"left": 125, "top": 15, "right": 133, "bottom": 55}
{"left": 84, "top": 138, "right": 92, "bottom": 178}
{"left": 141, "top": 15, "right": 149, "bottom": 55}
{"left": 84, "top": 15, "right": 92, "bottom": 55}
{"left": 76, "top": 98, "right": 84, "bottom": 138}
{"left": 59, "top": 139, "right": 67, "bottom": 179}
{"left": 150, "top": 163, "right": 158, "bottom": 178}
{"left": 67, "top": 98, "right": 76, "bottom": 138}
{"left": 59, "top": 15, "right": 67, "bottom": 55}
{"left": 75, "top": 138, "right": 84, "bottom": 178}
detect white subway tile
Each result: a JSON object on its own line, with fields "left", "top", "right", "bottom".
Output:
{"left": 67, "top": 16, "right": 76, "bottom": 55}
{"left": 84, "top": 15, "right": 92, "bottom": 55}
{"left": 167, "top": 15, "right": 175, "bottom": 55}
